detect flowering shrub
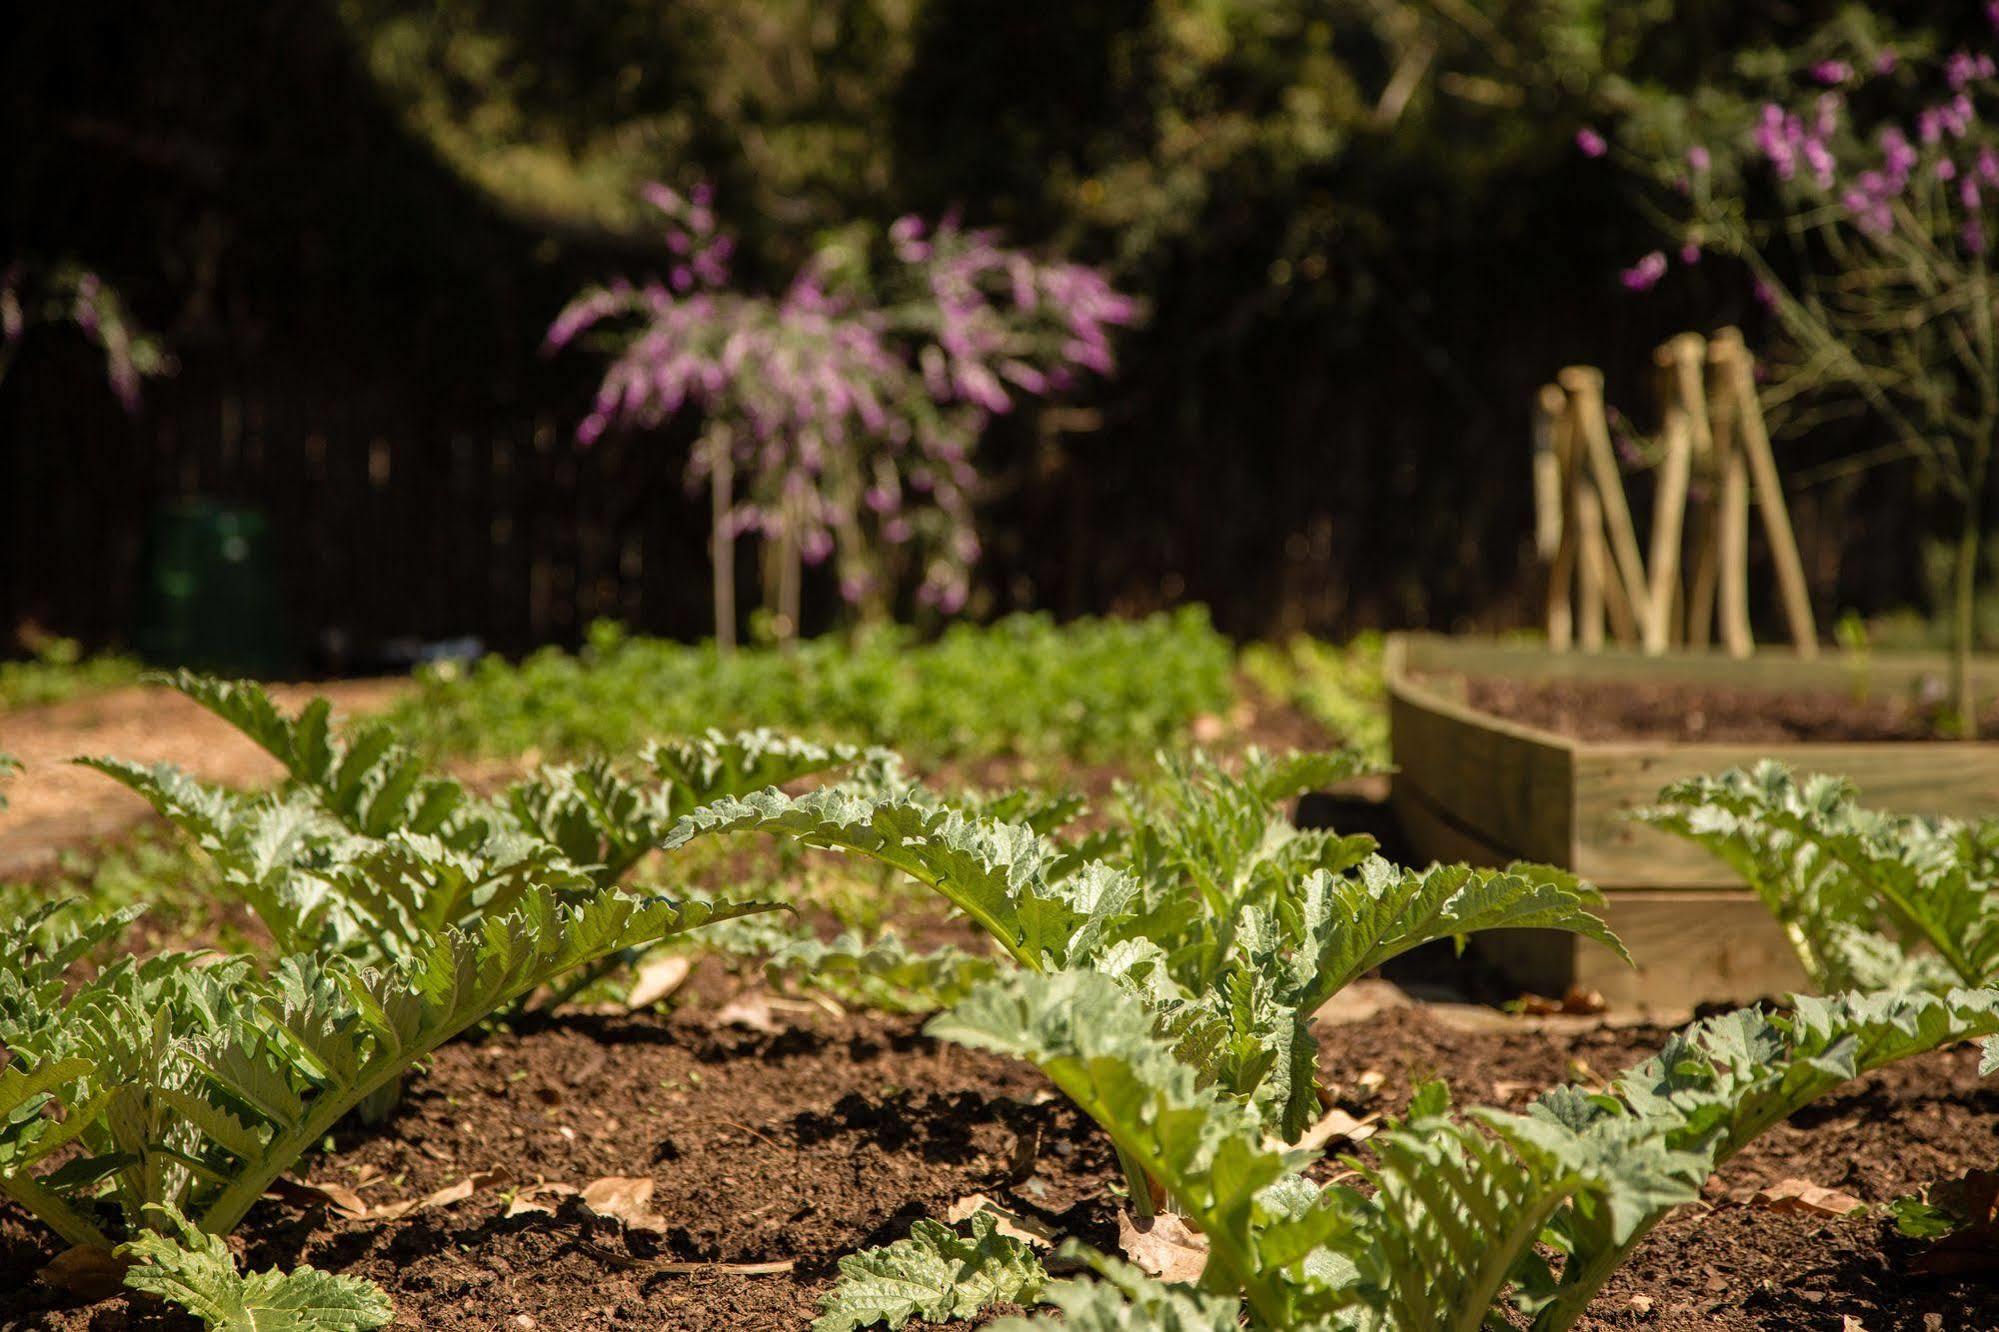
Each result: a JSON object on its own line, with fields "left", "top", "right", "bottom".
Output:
{"left": 1590, "top": 18, "right": 1999, "bottom": 729}
{"left": 549, "top": 186, "right": 1137, "bottom": 630}
{"left": 0, "top": 260, "right": 171, "bottom": 410}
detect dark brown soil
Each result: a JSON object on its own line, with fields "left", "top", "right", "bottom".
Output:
{"left": 1442, "top": 673, "right": 1999, "bottom": 744}
{"left": 6, "top": 1001, "right": 1996, "bottom": 1331}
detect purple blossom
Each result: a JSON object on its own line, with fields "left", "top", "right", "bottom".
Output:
{"left": 1620, "top": 251, "right": 1668, "bottom": 292}
{"left": 1876, "top": 49, "right": 1899, "bottom": 76}
{"left": 1810, "top": 60, "right": 1851, "bottom": 86}
{"left": 1680, "top": 242, "right": 1702, "bottom": 265}
{"left": 1687, "top": 144, "right": 1711, "bottom": 172}
{"left": 1576, "top": 127, "right": 1608, "bottom": 158}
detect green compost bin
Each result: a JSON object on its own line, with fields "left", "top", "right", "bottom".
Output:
{"left": 133, "top": 499, "right": 286, "bottom": 676}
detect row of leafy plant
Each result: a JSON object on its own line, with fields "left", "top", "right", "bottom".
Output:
{"left": 386, "top": 607, "right": 1237, "bottom": 763}
{"left": 6, "top": 672, "right": 1992, "bottom": 1330}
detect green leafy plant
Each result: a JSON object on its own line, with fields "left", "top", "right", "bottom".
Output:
{"left": 813, "top": 1211, "right": 1046, "bottom": 1332}
{"left": 943, "top": 969, "right": 1999, "bottom": 1330}
{"left": 120, "top": 1203, "right": 392, "bottom": 1331}
{"left": 1640, "top": 762, "right": 1993, "bottom": 991}
{"left": 669, "top": 746, "right": 1622, "bottom": 1143}
{"left": 0, "top": 885, "right": 774, "bottom": 1255}
{"left": 1240, "top": 633, "right": 1389, "bottom": 766}
{"left": 389, "top": 608, "right": 1236, "bottom": 765}
{"left": 80, "top": 674, "right": 859, "bottom": 986}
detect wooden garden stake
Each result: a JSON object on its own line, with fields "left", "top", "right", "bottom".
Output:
{"left": 1711, "top": 357, "right": 1754, "bottom": 660}
{"left": 1544, "top": 386, "right": 1579, "bottom": 651}
{"left": 1532, "top": 384, "right": 1566, "bottom": 561}
{"left": 1560, "top": 368, "right": 1653, "bottom": 635}
{"left": 1643, "top": 335, "right": 1702, "bottom": 654}
{"left": 1577, "top": 485, "right": 1608, "bottom": 652}
{"left": 1712, "top": 328, "right": 1819, "bottom": 657}
{"left": 710, "top": 434, "right": 736, "bottom": 654}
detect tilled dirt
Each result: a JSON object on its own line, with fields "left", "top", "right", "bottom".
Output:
{"left": 5, "top": 1002, "right": 1996, "bottom": 1331}
{"left": 0, "top": 681, "right": 409, "bottom": 879}
{"left": 1442, "top": 673, "right": 1999, "bottom": 744}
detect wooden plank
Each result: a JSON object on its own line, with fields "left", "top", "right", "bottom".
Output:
{"left": 1386, "top": 668, "right": 1575, "bottom": 866}
{"left": 1572, "top": 740, "right": 1999, "bottom": 888}
{"left": 1394, "top": 633, "right": 1999, "bottom": 695}
{"left": 1472, "top": 891, "right": 1809, "bottom": 1013}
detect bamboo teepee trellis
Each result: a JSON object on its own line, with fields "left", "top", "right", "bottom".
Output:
{"left": 1535, "top": 329, "right": 1818, "bottom": 657}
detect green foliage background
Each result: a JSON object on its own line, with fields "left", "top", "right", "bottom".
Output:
{"left": 5, "top": 2, "right": 1993, "bottom": 645}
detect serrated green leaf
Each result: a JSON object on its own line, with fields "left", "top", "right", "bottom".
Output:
{"left": 121, "top": 1203, "right": 392, "bottom": 1330}
{"left": 814, "top": 1212, "right": 1047, "bottom": 1331}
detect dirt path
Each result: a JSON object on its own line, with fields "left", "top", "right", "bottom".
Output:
{"left": 0, "top": 679, "right": 410, "bottom": 878}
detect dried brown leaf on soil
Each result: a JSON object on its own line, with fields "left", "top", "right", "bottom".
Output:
{"left": 715, "top": 990, "right": 785, "bottom": 1034}
{"left": 267, "top": 1176, "right": 371, "bottom": 1221}
{"left": 368, "top": 1167, "right": 512, "bottom": 1221}
{"left": 503, "top": 1180, "right": 580, "bottom": 1218}
{"left": 943, "top": 1193, "right": 1059, "bottom": 1247}
{"left": 624, "top": 954, "right": 693, "bottom": 1010}
{"left": 36, "top": 1245, "right": 131, "bottom": 1299}
{"left": 1116, "top": 1210, "right": 1207, "bottom": 1283}
{"left": 580, "top": 1175, "right": 669, "bottom": 1233}
{"left": 1752, "top": 1178, "right": 1866, "bottom": 1218}
{"left": 1289, "top": 1107, "right": 1380, "bottom": 1152}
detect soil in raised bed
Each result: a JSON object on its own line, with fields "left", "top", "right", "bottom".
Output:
{"left": 1439, "top": 672, "right": 1999, "bottom": 744}
{"left": 6, "top": 1000, "right": 1997, "bottom": 1331}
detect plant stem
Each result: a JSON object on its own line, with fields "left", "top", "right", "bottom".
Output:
{"left": 1953, "top": 494, "right": 1979, "bottom": 739}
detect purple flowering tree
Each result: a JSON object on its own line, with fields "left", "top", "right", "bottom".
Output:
{"left": 548, "top": 185, "right": 1137, "bottom": 648}
{"left": 1601, "top": 33, "right": 1999, "bottom": 733}
{"left": 0, "top": 261, "right": 171, "bottom": 412}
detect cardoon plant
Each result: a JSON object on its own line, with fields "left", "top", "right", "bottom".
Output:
{"left": 548, "top": 186, "right": 1137, "bottom": 645}
{"left": 1605, "top": 28, "right": 1999, "bottom": 731}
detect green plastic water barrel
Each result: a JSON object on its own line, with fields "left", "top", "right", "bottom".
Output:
{"left": 133, "top": 499, "right": 286, "bottom": 676}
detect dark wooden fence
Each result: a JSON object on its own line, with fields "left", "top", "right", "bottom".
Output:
{"left": 1, "top": 342, "right": 714, "bottom": 667}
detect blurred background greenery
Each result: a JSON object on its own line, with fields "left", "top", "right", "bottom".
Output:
{"left": 4, "top": 1, "right": 1995, "bottom": 663}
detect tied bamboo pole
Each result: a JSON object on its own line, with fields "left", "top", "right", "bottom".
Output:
{"left": 1559, "top": 367, "right": 1654, "bottom": 638}
{"left": 1711, "top": 328, "right": 1819, "bottom": 658}
{"left": 1542, "top": 384, "right": 1578, "bottom": 650}
{"left": 1707, "top": 342, "right": 1754, "bottom": 659}
{"left": 710, "top": 435, "right": 736, "bottom": 654}
{"left": 1643, "top": 335, "right": 1703, "bottom": 654}
{"left": 1532, "top": 384, "right": 1566, "bottom": 562}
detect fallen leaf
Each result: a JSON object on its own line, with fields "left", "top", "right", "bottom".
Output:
{"left": 581, "top": 1175, "right": 669, "bottom": 1233}
{"left": 1841, "top": 1317, "right": 1868, "bottom": 1332}
{"left": 267, "top": 1176, "right": 370, "bottom": 1221}
{"left": 1628, "top": 1294, "right": 1654, "bottom": 1315}
{"left": 1290, "top": 1107, "right": 1380, "bottom": 1153}
{"left": 37, "top": 1245, "right": 130, "bottom": 1299}
{"left": 1190, "top": 713, "right": 1227, "bottom": 744}
{"left": 716, "top": 991, "right": 783, "bottom": 1035}
{"left": 504, "top": 1180, "right": 580, "bottom": 1218}
{"left": 1313, "top": 979, "right": 1409, "bottom": 1027}
{"left": 625, "top": 954, "right": 692, "bottom": 1011}
{"left": 944, "top": 1193, "right": 1059, "bottom": 1247}
{"left": 1753, "top": 1178, "right": 1865, "bottom": 1218}
{"left": 1117, "top": 1210, "right": 1207, "bottom": 1284}
{"left": 1491, "top": 1080, "right": 1539, "bottom": 1101}
{"left": 1354, "top": 1070, "right": 1386, "bottom": 1098}
{"left": 368, "top": 1168, "right": 512, "bottom": 1221}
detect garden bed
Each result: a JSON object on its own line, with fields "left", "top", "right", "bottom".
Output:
{"left": 4, "top": 990, "right": 1992, "bottom": 1331}
{"left": 1386, "top": 634, "right": 1999, "bottom": 1009}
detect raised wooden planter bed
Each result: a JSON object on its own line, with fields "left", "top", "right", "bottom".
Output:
{"left": 1386, "top": 633, "right": 1999, "bottom": 1010}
